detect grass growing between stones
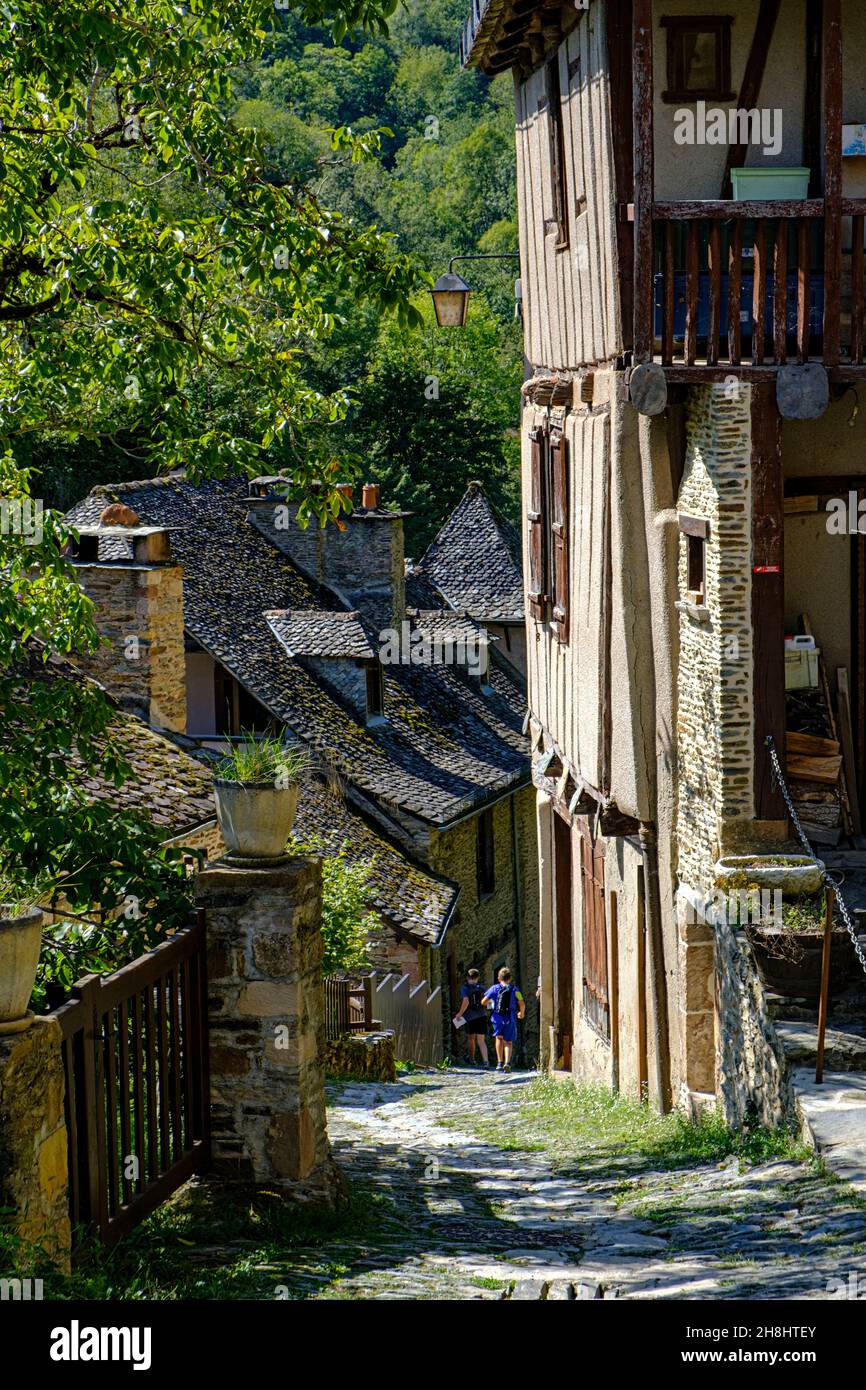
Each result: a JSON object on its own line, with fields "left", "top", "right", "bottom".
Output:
{"left": 1, "top": 1185, "right": 398, "bottom": 1301}
{"left": 417, "top": 1075, "right": 811, "bottom": 1174}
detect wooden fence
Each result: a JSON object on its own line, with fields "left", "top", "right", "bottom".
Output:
{"left": 370, "top": 974, "right": 443, "bottom": 1065}
{"left": 324, "top": 976, "right": 373, "bottom": 1041}
{"left": 51, "top": 913, "right": 210, "bottom": 1252}
{"left": 648, "top": 199, "right": 866, "bottom": 371}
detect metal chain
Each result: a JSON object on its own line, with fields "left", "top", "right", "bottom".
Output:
{"left": 766, "top": 735, "right": 866, "bottom": 976}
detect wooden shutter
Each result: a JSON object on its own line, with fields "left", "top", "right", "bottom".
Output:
{"left": 528, "top": 428, "right": 547, "bottom": 619}
{"left": 550, "top": 430, "right": 569, "bottom": 641}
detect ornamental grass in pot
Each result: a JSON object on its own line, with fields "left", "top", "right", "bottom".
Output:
{"left": 213, "top": 735, "right": 307, "bottom": 866}
{"left": 744, "top": 891, "right": 856, "bottom": 1002}
{"left": 0, "top": 883, "right": 43, "bottom": 1035}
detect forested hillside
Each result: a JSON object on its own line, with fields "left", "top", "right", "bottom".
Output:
{"left": 31, "top": 0, "right": 522, "bottom": 551}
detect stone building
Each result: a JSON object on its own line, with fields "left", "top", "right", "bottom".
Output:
{"left": 462, "top": 0, "right": 866, "bottom": 1111}
{"left": 409, "top": 480, "right": 527, "bottom": 678}
{"left": 65, "top": 476, "right": 539, "bottom": 1058}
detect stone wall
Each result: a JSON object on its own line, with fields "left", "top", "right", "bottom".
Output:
{"left": 714, "top": 912, "right": 792, "bottom": 1129}
{"left": 0, "top": 1018, "right": 71, "bottom": 1269}
{"left": 74, "top": 558, "right": 187, "bottom": 734}
{"left": 428, "top": 786, "right": 539, "bottom": 1059}
{"left": 324, "top": 1030, "right": 396, "bottom": 1082}
{"left": 195, "top": 857, "right": 342, "bottom": 1203}
{"left": 676, "top": 384, "right": 755, "bottom": 897}
{"left": 247, "top": 499, "right": 405, "bottom": 631}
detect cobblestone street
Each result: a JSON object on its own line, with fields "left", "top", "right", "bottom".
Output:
{"left": 301, "top": 1069, "right": 866, "bottom": 1300}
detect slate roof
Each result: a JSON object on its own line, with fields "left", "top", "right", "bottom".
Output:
{"left": 293, "top": 775, "right": 458, "bottom": 948}
{"left": 93, "top": 718, "right": 216, "bottom": 837}
{"left": 66, "top": 475, "right": 529, "bottom": 830}
{"left": 83, "top": 713, "right": 457, "bottom": 945}
{"left": 413, "top": 480, "right": 524, "bottom": 624}
{"left": 409, "top": 610, "right": 496, "bottom": 648}
{"left": 16, "top": 653, "right": 217, "bottom": 840}
{"left": 266, "top": 610, "right": 373, "bottom": 659}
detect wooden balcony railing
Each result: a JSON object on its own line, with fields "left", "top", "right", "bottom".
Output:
{"left": 648, "top": 199, "right": 866, "bottom": 374}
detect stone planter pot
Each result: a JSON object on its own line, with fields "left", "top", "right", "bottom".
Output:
{"left": 0, "top": 906, "right": 43, "bottom": 1035}
{"left": 214, "top": 779, "right": 299, "bottom": 865}
{"left": 714, "top": 854, "right": 825, "bottom": 895}
{"left": 745, "top": 923, "right": 856, "bottom": 1002}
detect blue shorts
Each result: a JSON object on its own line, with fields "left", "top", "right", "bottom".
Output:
{"left": 491, "top": 1014, "right": 517, "bottom": 1042}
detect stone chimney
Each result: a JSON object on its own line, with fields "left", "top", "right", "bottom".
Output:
{"left": 69, "top": 525, "right": 186, "bottom": 734}
{"left": 246, "top": 477, "right": 407, "bottom": 631}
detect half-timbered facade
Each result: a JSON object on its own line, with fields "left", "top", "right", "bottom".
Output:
{"left": 464, "top": 0, "right": 866, "bottom": 1109}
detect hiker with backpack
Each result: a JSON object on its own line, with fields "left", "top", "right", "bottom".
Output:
{"left": 482, "top": 967, "right": 525, "bottom": 1073}
{"left": 455, "top": 967, "right": 490, "bottom": 1068}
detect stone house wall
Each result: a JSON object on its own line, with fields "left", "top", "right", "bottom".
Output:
{"left": 428, "top": 785, "right": 539, "bottom": 1059}
{"left": 0, "top": 1017, "right": 71, "bottom": 1269}
{"left": 196, "top": 856, "right": 340, "bottom": 1200}
{"left": 73, "top": 558, "right": 186, "bottom": 734}
{"left": 676, "top": 384, "right": 755, "bottom": 898}
{"left": 714, "top": 912, "right": 792, "bottom": 1130}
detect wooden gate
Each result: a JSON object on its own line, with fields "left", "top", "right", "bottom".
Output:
{"left": 52, "top": 914, "right": 210, "bottom": 1252}
{"left": 578, "top": 823, "right": 610, "bottom": 1043}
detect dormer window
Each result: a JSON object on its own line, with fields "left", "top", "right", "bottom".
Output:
{"left": 661, "top": 16, "right": 735, "bottom": 104}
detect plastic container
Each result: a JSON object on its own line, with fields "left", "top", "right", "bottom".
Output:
{"left": 785, "top": 647, "right": 820, "bottom": 690}
{"left": 731, "top": 167, "right": 810, "bottom": 200}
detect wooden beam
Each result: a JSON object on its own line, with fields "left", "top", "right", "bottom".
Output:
{"left": 720, "top": 0, "right": 782, "bottom": 198}
{"left": 608, "top": 0, "right": 635, "bottom": 353}
{"left": 751, "top": 383, "right": 787, "bottom": 822}
{"left": 823, "top": 0, "right": 843, "bottom": 366}
{"left": 804, "top": 0, "right": 824, "bottom": 197}
{"left": 633, "top": 0, "right": 654, "bottom": 362}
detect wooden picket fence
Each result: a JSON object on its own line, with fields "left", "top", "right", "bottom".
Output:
{"left": 50, "top": 913, "right": 210, "bottom": 1253}
{"left": 370, "top": 973, "right": 443, "bottom": 1065}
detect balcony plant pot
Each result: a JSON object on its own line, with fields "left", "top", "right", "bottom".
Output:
{"left": 213, "top": 779, "right": 299, "bottom": 865}
{"left": 0, "top": 905, "right": 43, "bottom": 1035}
{"left": 745, "top": 921, "right": 856, "bottom": 1003}
{"left": 714, "top": 854, "right": 825, "bottom": 896}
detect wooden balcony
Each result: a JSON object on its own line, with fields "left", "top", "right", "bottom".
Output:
{"left": 640, "top": 199, "right": 866, "bottom": 382}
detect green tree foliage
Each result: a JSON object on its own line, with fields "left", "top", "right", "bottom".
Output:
{"left": 0, "top": 0, "right": 423, "bottom": 983}
{"left": 317, "top": 846, "right": 377, "bottom": 976}
{"left": 0, "top": 0, "right": 421, "bottom": 512}
{"left": 341, "top": 298, "right": 522, "bottom": 553}
{"left": 0, "top": 458, "right": 193, "bottom": 999}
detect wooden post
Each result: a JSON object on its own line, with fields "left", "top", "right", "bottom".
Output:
{"left": 823, "top": 0, "right": 843, "bottom": 366}
{"left": 608, "top": 0, "right": 635, "bottom": 353}
{"left": 804, "top": 0, "right": 824, "bottom": 198}
{"left": 751, "top": 384, "right": 787, "bottom": 823}
{"left": 815, "top": 886, "right": 835, "bottom": 1083}
{"left": 633, "top": 0, "right": 654, "bottom": 362}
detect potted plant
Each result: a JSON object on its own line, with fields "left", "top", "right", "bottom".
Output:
{"left": 0, "top": 883, "right": 43, "bottom": 1035}
{"left": 213, "top": 734, "right": 307, "bottom": 865}
{"left": 744, "top": 891, "right": 856, "bottom": 1003}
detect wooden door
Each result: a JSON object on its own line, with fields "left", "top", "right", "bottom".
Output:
{"left": 552, "top": 810, "right": 574, "bottom": 1069}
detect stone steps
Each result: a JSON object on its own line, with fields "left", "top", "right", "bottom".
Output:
{"left": 775, "top": 1018, "right": 866, "bottom": 1071}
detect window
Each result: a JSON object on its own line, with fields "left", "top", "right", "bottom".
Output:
{"left": 546, "top": 57, "right": 569, "bottom": 249}
{"left": 679, "top": 514, "right": 709, "bottom": 605}
{"left": 528, "top": 425, "right": 569, "bottom": 640}
{"left": 364, "top": 660, "right": 385, "bottom": 720}
{"left": 661, "top": 16, "right": 735, "bottom": 104}
{"left": 476, "top": 808, "right": 496, "bottom": 899}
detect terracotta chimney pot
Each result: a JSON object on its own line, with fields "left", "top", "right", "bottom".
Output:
{"left": 362, "top": 483, "right": 380, "bottom": 510}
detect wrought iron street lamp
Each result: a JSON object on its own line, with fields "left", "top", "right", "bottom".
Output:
{"left": 430, "top": 253, "right": 521, "bottom": 327}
